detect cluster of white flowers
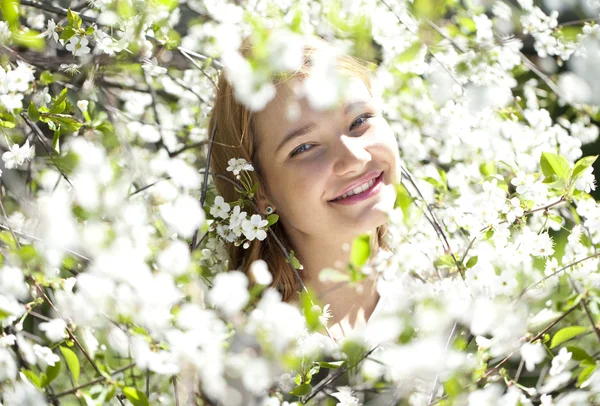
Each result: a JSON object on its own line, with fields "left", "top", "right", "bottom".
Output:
{"left": 520, "top": 6, "right": 580, "bottom": 60}
{"left": 0, "top": 62, "right": 35, "bottom": 111}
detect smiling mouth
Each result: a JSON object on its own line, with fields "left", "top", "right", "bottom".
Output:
{"left": 329, "top": 172, "right": 384, "bottom": 203}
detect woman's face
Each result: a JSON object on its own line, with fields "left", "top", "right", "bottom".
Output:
{"left": 254, "top": 76, "right": 400, "bottom": 243}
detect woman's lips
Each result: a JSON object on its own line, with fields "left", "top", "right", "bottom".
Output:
{"left": 328, "top": 172, "right": 383, "bottom": 205}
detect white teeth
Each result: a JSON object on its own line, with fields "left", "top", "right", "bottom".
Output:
{"left": 334, "top": 176, "right": 378, "bottom": 201}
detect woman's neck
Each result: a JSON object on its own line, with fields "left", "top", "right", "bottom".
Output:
{"left": 287, "top": 229, "right": 381, "bottom": 331}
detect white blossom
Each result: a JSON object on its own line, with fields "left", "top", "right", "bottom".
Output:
{"left": 521, "top": 342, "right": 546, "bottom": 372}
{"left": 226, "top": 158, "right": 254, "bottom": 176}
{"left": 249, "top": 259, "right": 272, "bottom": 285}
{"left": 210, "top": 196, "right": 231, "bottom": 219}
{"left": 550, "top": 348, "right": 573, "bottom": 376}
{"left": 33, "top": 344, "right": 60, "bottom": 367}
{"left": 65, "top": 36, "right": 91, "bottom": 57}
{"left": 331, "top": 386, "right": 361, "bottom": 406}
{"left": 38, "top": 319, "right": 68, "bottom": 343}
{"left": 242, "top": 214, "right": 268, "bottom": 241}
{"left": 208, "top": 271, "right": 249, "bottom": 316}
{"left": 2, "top": 140, "right": 35, "bottom": 169}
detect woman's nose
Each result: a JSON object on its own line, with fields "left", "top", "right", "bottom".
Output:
{"left": 332, "top": 134, "right": 372, "bottom": 176}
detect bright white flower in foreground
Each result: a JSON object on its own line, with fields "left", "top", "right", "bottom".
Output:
{"left": 65, "top": 36, "right": 91, "bottom": 57}
{"left": 226, "top": 158, "right": 254, "bottom": 176}
{"left": 242, "top": 214, "right": 268, "bottom": 241}
{"left": 467, "top": 384, "right": 503, "bottom": 405}
{"left": 550, "top": 348, "right": 572, "bottom": 376}
{"left": 575, "top": 166, "right": 596, "bottom": 193}
{"left": 38, "top": 319, "right": 68, "bottom": 342}
{"left": 249, "top": 259, "right": 272, "bottom": 285}
{"left": 142, "top": 57, "right": 167, "bottom": 76}
{"left": 2, "top": 140, "right": 35, "bottom": 169}
{"left": 0, "top": 265, "right": 28, "bottom": 300}
{"left": 521, "top": 342, "right": 546, "bottom": 371}
{"left": 210, "top": 196, "right": 231, "bottom": 219}
{"left": 157, "top": 240, "right": 191, "bottom": 276}
{"left": 0, "top": 348, "right": 17, "bottom": 381}
{"left": 33, "top": 344, "right": 60, "bottom": 367}
{"left": 159, "top": 194, "right": 205, "bottom": 238}
{"left": 2, "top": 380, "right": 46, "bottom": 406}
{"left": 208, "top": 271, "right": 249, "bottom": 316}
{"left": 331, "top": 386, "right": 361, "bottom": 406}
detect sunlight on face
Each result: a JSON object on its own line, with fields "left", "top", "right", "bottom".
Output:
{"left": 255, "top": 77, "right": 401, "bottom": 244}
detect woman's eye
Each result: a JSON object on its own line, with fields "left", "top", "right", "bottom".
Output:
{"left": 350, "top": 113, "right": 374, "bottom": 130}
{"left": 290, "top": 143, "right": 313, "bottom": 157}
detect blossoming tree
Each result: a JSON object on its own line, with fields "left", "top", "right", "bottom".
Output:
{"left": 1, "top": 0, "right": 600, "bottom": 405}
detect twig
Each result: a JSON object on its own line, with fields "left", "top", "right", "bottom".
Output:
{"left": 303, "top": 346, "right": 379, "bottom": 402}
{"left": 569, "top": 278, "right": 600, "bottom": 344}
{"left": 20, "top": 112, "right": 73, "bottom": 187}
{"left": 482, "top": 304, "right": 579, "bottom": 380}
{"left": 0, "top": 189, "right": 21, "bottom": 249}
{"left": 169, "top": 141, "right": 208, "bottom": 157}
{"left": 178, "top": 48, "right": 218, "bottom": 90}
{"left": 427, "top": 322, "right": 458, "bottom": 405}
{"left": 191, "top": 120, "right": 217, "bottom": 251}
{"left": 0, "top": 223, "right": 90, "bottom": 261}
{"left": 50, "top": 363, "right": 136, "bottom": 399}
{"left": 519, "top": 252, "right": 600, "bottom": 298}
{"left": 173, "top": 376, "right": 180, "bottom": 406}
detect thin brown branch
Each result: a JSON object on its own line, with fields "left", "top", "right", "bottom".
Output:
{"left": 50, "top": 363, "right": 136, "bottom": 399}
{"left": 519, "top": 252, "right": 600, "bottom": 298}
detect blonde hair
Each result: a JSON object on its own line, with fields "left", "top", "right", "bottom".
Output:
{"left": 208, "top": 37, "right": 388, "bottom": 302}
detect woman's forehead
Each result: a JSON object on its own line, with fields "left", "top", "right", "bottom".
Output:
{"left": 255, "top": 77, "right": 373, "bottom": 143}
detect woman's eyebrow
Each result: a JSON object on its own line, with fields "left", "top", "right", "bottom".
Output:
{"left": 276, "top": 122, "right": 318, "bottom": 153}
{"left": 343, "top": 100, "right": 370, "bottom": 115}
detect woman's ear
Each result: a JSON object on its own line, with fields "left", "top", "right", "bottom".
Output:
{"left": 257, "top": 199, "right": 276, "bottom": 216}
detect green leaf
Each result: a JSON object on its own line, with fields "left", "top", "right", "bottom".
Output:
{"left": 395, "top": 183, "right": 413, "bottom": 219}
{"left": 266, "top": 214, "right": 279, "bottom": 227}
{"left": 412, "top": 0, "right": 446, "bottom": 20}
{"left": 53, "top": 88, "right": 69, "bottom": 107}
{"left": 0, "top": 119, "right": 16, "bottom": 128}
{"left": 572, "top": 155, "right": 598, "bottom": 180}
{"left": 577, "top": 364, "right": 596, "bottom": 387}
{"left": 52, "top": 128, "right": 61, "bottom": 153}
{"left": 59, "top": 26, "right": 76, "bottom": 42}
{"left": 42, "top": 361, "right": 61, "bottom": 387}
{"left": 566, "top": 346, "right": 594, "bottom": 363}
{"left": 13, "top": 29, "right": 45, "bottom": 51}
{"left": 28, "top": 101, "right": 39, "bottom": 122}
{"left": 40, "top": 70, "right": 54, "bottom": 85}
{"left": 60, "top": 346, "right": 80, "bottom": 383}
{"left": 547, "top": 213, "right": 563, "bottom": 224}
{"left": 67, "top": 8, "right": 82, "bottom": 29}
{"left": 289, "top": 383, "right": 312, "bottom": 397}
{"left": 123, "top": 387, "right": 149, "bottom": 406}
{"left": 53, "top": 115, "right": 82, "bottom": 132}
{"left": 398, "top": 41, "right": 422, "bottom": 63}
{"left": 465, "top": 256, "right": 478, "bottom": 269}
{"left": 317, "top": 360, "right": 344, "bottom": 369}
{"left": 540, "top": 152, "right": 571, "bottom": 180}
{"left": 550, "top": 326, "right": 587, "bottom": 349}
{"left": 21, "top": 369, "right": 42, "bottom": 388}
{"left": 350, "top": 234, "right": 370, "bottom": 268}
{"left": 1, "top": 0, "right": 20, "bottom": 30}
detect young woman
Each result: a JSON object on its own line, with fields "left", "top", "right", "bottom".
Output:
{"left": 208, "top": 38, "right": 402, "bottom": 340}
